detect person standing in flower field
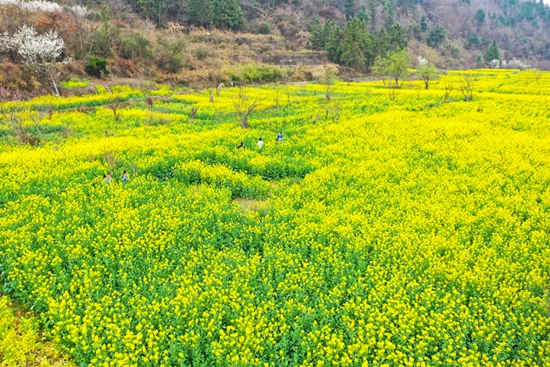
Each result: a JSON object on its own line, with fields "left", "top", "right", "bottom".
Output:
{"left": 276, "top": 131, "right": 284, "bottom": 142}
{"left": 122, "top": 170, "right": 129, "bottom": 184}
{"left": 104, "top": 172, "right": 112, "bottom": 184}
{"left": 258, "top": 138, "right": 264, "bottom": 149}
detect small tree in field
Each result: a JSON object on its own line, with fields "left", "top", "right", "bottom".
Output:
{"left": 386, "top": 49, "right": 410, "bottom": 87}
{"left": 460, "top": 76, "right": 474, "bottom": 102}
{"left": 443, "top": 80, "right": 454, "bottom": 103}
{"left": 417, "top": 57, "right": 439, "bottom": 90}
{"left": 372, "top": 55, "right": 387, "bottom": 86}
{"left": 233, "top": 87, "right": 259, "bottom": 129}
{"left": 372, "top": 50, "right": 410, "bottom": 87}
{"left": 322, "top": 64, "right": 337, "bottom": 101}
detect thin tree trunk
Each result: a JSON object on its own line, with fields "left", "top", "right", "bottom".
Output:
{"left": 48, "top": 69, "right": 60, "bottom": 97}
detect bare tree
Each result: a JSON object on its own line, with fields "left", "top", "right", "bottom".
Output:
{"left": 534, "top": 69, "right": 543, "bottom": 83}
{"left": 233, "top": 87, "right": 259, "bottom": 129}
{"left": 443, "top": 80, "right": 454, "bottom": 103}
{"left": 388, "top": 86, "right": 399, "bottom": 101}
{"left": 106, "top": 94, "right": 124, "bottom": 122}
{"left": 189, "top": 107, "right": 197, "bottom": 122}
{"left": 68, "top": 5, "right": 96, "bottom": 59}
{"left": 0, "top": 105, "right": 42, "bottom": 146}
{"left": 460, "top": 76, "right": 474, "bottom": 102}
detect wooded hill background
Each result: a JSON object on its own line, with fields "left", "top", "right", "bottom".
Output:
{"left": 0, "top": 0, "right": 549, "bottom": 96}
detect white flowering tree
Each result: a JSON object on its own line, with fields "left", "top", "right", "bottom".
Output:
{"left": 487, "top": 59, "right": 501, "bottom": 69}
{"left": 501, "top": 58, "right": 530, "bottom": 70}
{"left": 9, "top": 25, "right": 68, "bottom": 96}
{"left": 0, "top": 0, "right": 62, "bottom": 12}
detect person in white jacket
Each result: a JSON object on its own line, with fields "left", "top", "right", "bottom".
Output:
{"left": 257, "top": 138, "right": 264, "bottom": 149}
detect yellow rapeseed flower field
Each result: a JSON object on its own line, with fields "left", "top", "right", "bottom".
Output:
{"left": 1, "top": 70, "right": 550, "bottom": 366}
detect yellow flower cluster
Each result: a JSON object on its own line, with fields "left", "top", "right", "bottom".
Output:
{"left": 1, "top": 70, "right": 550, "bottom": 366}
{"left": 0, "top": 295, "right": 75, "bottom": 366}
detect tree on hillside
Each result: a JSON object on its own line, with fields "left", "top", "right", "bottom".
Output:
{"left": 467, "top": 33, "right": 480, "bottom": 48}
{"left": 389, "top": 23, "right": 407, "bottom": 50}
{"left": 374, "top": 27, "right": 390, "bottom": 58}
{"left": 7, "top": 25, "right": 68, "bottom": 96}
{"left": 135, "top": 0, "right": 170, "bottom": 27}
{"left": 308, "top": 18, "right": 325, "bottom": 50}
{"left": 68, "top": 5, "right": 96, "bottom": 59}
{"left": 475, "top": 9, "right": 486, "bottom": 23}
{"left": 344, "top": 0, "right": 356, "bottom": 21}
{"left": 383, "top": 1, "right": 395, "bottom": 31}
{"left": 427, "top": 25, "right": 446, "bottom": 48}
{"left": 341, "top": 18, "right": 372, "bottom": 71}
{"left": 213, "top": 0, "right": 244, "bottom": 30}
{"left": 356, "top": 7, "right": 369, "bottom": 27}
{"left": 369, "top": 0, "right": 377, "bottom": 31}
{"left": 420, "top": 16, "right": 429, "bottom": 32}
{"left": 325, "top": 24, "right": 344, "bottom": 64}
{"left": 484, "top": 40, "right": 501, "bottom": 63}
{"left": 189, "top": 0, "right": 214, "bottom": 28}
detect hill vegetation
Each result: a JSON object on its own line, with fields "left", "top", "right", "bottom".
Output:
{"left": 0, "top": 0, "right": 550, "bottom": 97}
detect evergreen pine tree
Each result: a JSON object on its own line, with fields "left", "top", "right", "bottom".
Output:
{"left": 323, "top": 19, "right": 333, "bottom": 43}
{"left": 374, "top": 27, "right": 390, "bottom": 58}
{"left": 383, "top": 2, "right": 395, "bottom": 30}
{"left": 341, "top": 18, "right": 371, "bottom": 71}
{"left": 427, "top": 25, "right": 446, "bottom": 47}
{"left": 345, "top": 0, "right": 356, "bottom": 21}
{"left": 484, "top": 40, "right": 501, "bottom": 62}
{"left": 389, "top": 23, "right": 407, "bottom": 50}
{"left": 356, "top": 7, "right": 370, "bottom": 27}
{"left": 420, "top": 15, "right": 429, "bottom": 32}
{"left": 308, "top": 18, "right": 325, "bottom": 50}
{"left": 325, "top": 24, "right": 344, "bottom": 64}
{"left": 369, "top": 0, "right": 377, "bottom": 31}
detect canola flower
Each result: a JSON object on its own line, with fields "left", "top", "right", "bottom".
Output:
{"left": 0, "top": 70, "right": 550, "bottom": 366}
{"left": 0, "top": 295, "right": 75, "bottom": 366}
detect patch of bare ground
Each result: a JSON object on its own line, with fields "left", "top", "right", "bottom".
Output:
{"left": 234, "top": 198, "right": 269, "bottom": 213}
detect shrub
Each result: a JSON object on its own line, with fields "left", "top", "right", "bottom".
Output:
{"left": 155, "top": 38, "right": 186, "bottom": 74}
{"left": 0, "top": 84, "right": 24, "bottom": 101}
{"left": 242, "top": 64, "right": 284, "bottom": 83}
{"left": 259, "top": 22, "right": 271, "bottom": 35}
{"left": 120, "top": 33, "right": 152, "bottom": 60}
{"left": 85, "top": 58, "right": 109, "bottom": 78}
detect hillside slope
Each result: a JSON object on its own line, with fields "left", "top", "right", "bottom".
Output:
{"left": 0, "top": 0, "right": 549, "bottom": 97}
{"left": 115, "top": 0, "right": 550, "bottom": 63}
